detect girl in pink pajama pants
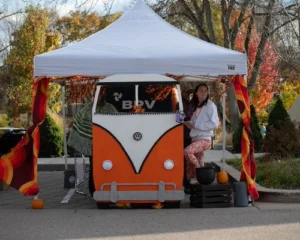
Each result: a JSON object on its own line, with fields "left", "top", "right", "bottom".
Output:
{"left": 184, "top": 84, "right": 219, "bottom": 181}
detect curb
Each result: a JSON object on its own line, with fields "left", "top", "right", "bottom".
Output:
{"left": 38, "top": 157, "right": 89, "bottom": 171}
{"left": 257, "top": 191, "right": 300, "bottom": 203}
{"left": 214, "top": 160, "right": 300, "bottom": 203}
{"left": 38, "top": 164, "right": 80, "bottom": 171}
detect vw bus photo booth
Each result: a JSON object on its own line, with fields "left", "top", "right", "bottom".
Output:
{"left": 91, "top": 74, "right": 185, "bottom": 208}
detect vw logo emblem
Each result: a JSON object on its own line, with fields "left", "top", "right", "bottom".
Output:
{"left": 133, "top": 132, "right": 142, "bottom": 141}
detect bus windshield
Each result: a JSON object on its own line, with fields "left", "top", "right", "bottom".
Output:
{"left": 95, "top": 83, "right": 179, "bottom": 114}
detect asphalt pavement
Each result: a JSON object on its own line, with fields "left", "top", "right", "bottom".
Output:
{"left": 0, "top": 207, "right": 299, "bottom": 240}
{"left": 1, "top": 171, "right": 300, "bottom": 240}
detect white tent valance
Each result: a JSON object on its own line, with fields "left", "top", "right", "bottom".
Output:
{"left": 34, "top": 0, "right": 247, "bottom": 78}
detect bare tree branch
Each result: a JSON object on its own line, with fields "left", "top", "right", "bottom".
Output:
{"left": 245, "top": 12, "right": 254, "bottom": 55}
{"left": 270, "top": 16, "right": 299, "bottom": 35}
{"left": 0, "top": 45, "right": 10, "bottom": 53}
{"left": 278, "top": 1, "right": 299, "bottom": 39}
{"left": 248, "top": 0, "right": 276, "bottom": 89}
{"left": 226, "top": 0, "right": 236, "bottom": 24}
{"left": 278, "top": 53, "right": 300, "bottom": 74}
{"left": 0, "top": 11, "right": 23, "bottom": 22}
{"left": 271, "top": 42, "right": 300, "bottom": 79}
{"left": 203, "top": 0, "right": 216, "bottom": 43}
{"left": 220, "top": 0, "right": 230, "bottom": 48}
{"left": 230, "top": 0, "right": 249, "bottom": 49}
{"left": 178, "top": 0, "right": 211, "bottom": 42}
{"left": 192, "top": 0, "right": 203, "bottom": 23}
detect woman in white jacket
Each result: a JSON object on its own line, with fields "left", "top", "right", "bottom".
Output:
{"left": 184, "top": 84, "right": 219, "bottom": 181}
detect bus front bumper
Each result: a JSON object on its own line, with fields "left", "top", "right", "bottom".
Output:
{"left": 93, "top": 181, "right": 185, "bottom": 202}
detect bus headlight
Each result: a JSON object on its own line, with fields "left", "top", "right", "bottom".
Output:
{"left": 164, "top": 160, "right": 174, "bottom": 170}
{"left": 102, "top": 160, "right": 113, "bottom": 171}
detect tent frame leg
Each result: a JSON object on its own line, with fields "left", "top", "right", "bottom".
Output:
{"left": 221, "top": 84, "right": 227, "bottom": 170}
{"left": 62, "top": 82, "right": 68, "bottom": 170}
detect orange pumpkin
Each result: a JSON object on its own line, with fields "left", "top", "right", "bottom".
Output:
{"left": 217, "top": 171, "right": 229, "bottom": 184}
{"left": 32, "top": 199, "right": 44, "bottom": 209}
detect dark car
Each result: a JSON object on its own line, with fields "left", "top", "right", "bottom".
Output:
{"left": 0, "top": 128, "right": 26, "bottom": 157}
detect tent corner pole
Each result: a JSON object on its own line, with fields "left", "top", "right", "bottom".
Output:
{"left": 61, "top": 83, "right": 68, "bottom": 170}
{"left": 222, "top": 86, "right": 227, "bottom": 171}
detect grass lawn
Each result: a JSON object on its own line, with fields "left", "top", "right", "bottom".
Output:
{"left": 226, "top": 156, "right": 300, "bottom": 190}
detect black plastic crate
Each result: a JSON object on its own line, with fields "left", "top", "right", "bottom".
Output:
{"left": 190, "top": 183, "right": 232, "bottom": 208}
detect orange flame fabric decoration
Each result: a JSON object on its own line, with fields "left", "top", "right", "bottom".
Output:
{"left": 0, "top": 78, "right": 49, "bottom": 196}
{"left": 232, "top": 75, "right": 259, "bottom": 200}
{"left": 145, "top": 85, "right": 175, "bottom": 101}
{"left": 132, "top": 105, "right": 145, "bottom": 113}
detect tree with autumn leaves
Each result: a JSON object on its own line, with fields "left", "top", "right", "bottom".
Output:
{"left": 235, "top": 27, "right": 279, "bottom": 121}
{"left": 0, "top": 5, "right": 122, "bottom": 126}
{"left": 55, "top": 10, "right": 121, "bottom": 46}
{"left": 234, "top": 20, "right": 300, "bottom": 122}
{"left": 3, "top": 6, "right": 62, "bottom": 121}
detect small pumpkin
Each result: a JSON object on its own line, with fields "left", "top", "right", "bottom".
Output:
{"left": 217, "top": 171, "right": 229, "bottom": 184}
{"left": 32, "top": 199, "right": 44, "bottom": 209}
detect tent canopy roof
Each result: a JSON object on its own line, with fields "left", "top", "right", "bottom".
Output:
{"left": 34, "top": 0, "right": 247, "bottom": 78}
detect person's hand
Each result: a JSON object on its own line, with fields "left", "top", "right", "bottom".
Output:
{"left": 184, "top": 121, "right": 194, "bottom": 129}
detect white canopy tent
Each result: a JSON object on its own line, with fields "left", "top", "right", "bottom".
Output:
{"left": 33, "top": 0, "right": 248, "bottom": 171}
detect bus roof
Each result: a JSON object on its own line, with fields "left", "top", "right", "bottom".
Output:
{"left": 97, "top": 74, "right": 178, "bottom": 84}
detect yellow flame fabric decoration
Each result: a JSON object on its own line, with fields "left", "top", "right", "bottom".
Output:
{"left": 0, "top": 78, "right": 49, "bottom": 196}
{"left": 232, "top": 75, "right": 259, "bottom": 200}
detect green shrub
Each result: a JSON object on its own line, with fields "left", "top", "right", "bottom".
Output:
{"left": 39, "top": 113, "right": 63, "bottom": 157}
{"left": 263, "top": 119, "right": 300, "bottom": 158}
{"left": 232, "top": 105, "right": 263, "bottom": 153}
{"left": 267, "top": 98, "right": 290, "bottom": 129}
{"left": 250, "top": 105, "right": 263, "bottom": 151}
{"left": 264, "top": 98, "right": 300, "bottom": 158}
